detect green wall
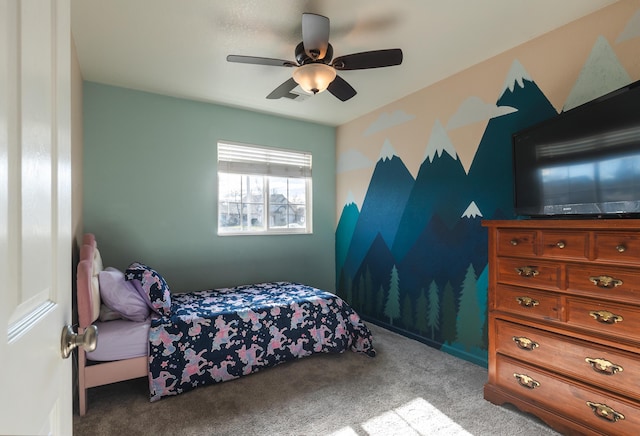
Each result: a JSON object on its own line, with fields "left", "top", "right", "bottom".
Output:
{"left": 83, "top": 82, "right": 336, "bottom": 293}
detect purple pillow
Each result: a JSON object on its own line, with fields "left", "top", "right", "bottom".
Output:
{"left": 125, "top": 262, "right": 172, "bottom": 316}
{"left": 98, "top": 267, "right": 150, "bottom": 322}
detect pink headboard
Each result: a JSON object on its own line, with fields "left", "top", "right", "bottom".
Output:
{"left": 83, "top": 233, "right": 96, "bottom": 246}
{"left": 77, "top": 233, "right": 102, "bottom": 328}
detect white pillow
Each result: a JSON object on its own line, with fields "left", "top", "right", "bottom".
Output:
{"left": 99, "top": 303, "right": 122, "bottom": 322}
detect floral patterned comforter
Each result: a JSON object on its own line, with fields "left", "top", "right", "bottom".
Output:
{"left": 148, "top": 282, "right": 375, "bottom": 401}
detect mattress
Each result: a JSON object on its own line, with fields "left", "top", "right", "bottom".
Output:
{"left": 86, "top": 319, "right": 150, "bottom": 361}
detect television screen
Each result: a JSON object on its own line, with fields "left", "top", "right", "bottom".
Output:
{"left": 513, "top": 81, "right": 640, "bottom": 218}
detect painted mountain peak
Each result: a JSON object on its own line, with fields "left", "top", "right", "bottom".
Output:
{"left": 501, "top": 59, "right": 533, "bottom": 94}
{"left": 379, "top": 139, "right": 397, "bottom": 161}
{"left": 424, "top": 119, "right": 458, "bottom": 163}
{"left": 468, "top": 63, "right": 557, "bottom": 220}
{"left": 336, "top": 201, "right": 360, "bottom": 279}
{"left": 616, "top": 9, "right": 640, "bottom": 44}
{"left": 392, "top": 125, "right": 467, "bottom": 260}
{"left": 563, "top": 35, "right": 632, "bottom": 111}
{"left": 342, "top": 150, "right": 414, "bottom": 277}
{"left": 344, "top": 191, "right": 357, "bottom": 207}
{"left": 462, "top": 201, "right": 483, "bottom": 218}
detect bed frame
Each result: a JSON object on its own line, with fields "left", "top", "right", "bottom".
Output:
{"left": 77, "top": 233, "right": 375, "bottom": 412}
{"left": 77, "top": 233, "right": 147, "bottom": 416}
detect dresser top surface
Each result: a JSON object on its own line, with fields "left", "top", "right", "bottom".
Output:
{"left": 483, "top": 219, "right": 640, "bottom": 230}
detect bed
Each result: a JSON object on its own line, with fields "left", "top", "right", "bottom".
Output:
{"left": 76, "top": 233, "right": 375, "bottom": 415}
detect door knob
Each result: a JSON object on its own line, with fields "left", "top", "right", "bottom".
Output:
{"left": 60, "top": 324, "right": 98, "bottom": 359}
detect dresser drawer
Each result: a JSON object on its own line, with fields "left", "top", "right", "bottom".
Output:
{"left": 495, "top": 355, "right": 640, "bottom": 435}
{"left": 494, "top": 285, "right": 561, "bottom": 320}
{"left": 540, "top": 230, "right": 588, "bottom": 260}
{"left": 496, "top": 258, "right": 562, "bottom": 291}
{"left": 494, "top": 319, "right": 640, "bottom": 401}
{"left": 566, "top": 264, "right": 640, "bottom": 303}
{"left": 594, "top": 232, "right": 640, "bottom": 265}
{"left": 566, "top": 298, "right": 640, "bottom": 343}
{"left": 496, "top": 229, "right": 536, "bottom": 257}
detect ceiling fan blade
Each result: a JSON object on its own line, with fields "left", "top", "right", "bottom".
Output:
{"left": 266, "top": 77, "right": 299, "bottom": 99}
{"left": 332, "top": 49, "right": 403, "bottom": 70}
{"left": 302, "top": 13, "right": 330, "bottom": 60}
{"left": 227, "top": 55, "right": 296, "bottom": 68}
{"left": 327, "top": 75, "right": 356, "bottom": 102}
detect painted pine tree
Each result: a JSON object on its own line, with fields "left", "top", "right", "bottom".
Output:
{"left": 402, "top": 294, "right": 414, "bottom": 330}
{"left": 376, "top": 284, "right": 385, "bottom": 318}
{"left": 344, "top": 274, "right": 353, "bottom": 304}
{"left": 363, "top": 267, "right": 373, "bottom": 315}
{"left": 456, "top": 264, "right": 483, "bottom": 351}
{"left": 441, "top": 281, "right": 457, "bottom": 344}
{"left": 415, "top": 287, "right": 429, "bottom": 335}
{"left": 384, "top": 265, "right": 401, "bottom": 326}
{"left": 427, "top": 280, "right": 440, "bottom": 339}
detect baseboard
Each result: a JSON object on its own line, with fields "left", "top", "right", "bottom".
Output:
{"left": 364, "top": 317, "right": 488, "bottom": 367}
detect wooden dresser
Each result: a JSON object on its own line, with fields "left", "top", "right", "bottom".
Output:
{"left": 483, "top": 219, "right": 640, "bottom": 435}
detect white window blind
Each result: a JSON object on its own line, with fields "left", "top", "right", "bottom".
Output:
{"left": 218, "top": 142, "right": 312, "bottom": 178}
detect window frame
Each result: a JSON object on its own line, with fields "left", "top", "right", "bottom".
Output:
{"left": 217, "top": 141, "right": 313, "bottom": 236}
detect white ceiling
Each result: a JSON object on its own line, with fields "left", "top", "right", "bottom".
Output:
{"left": 71, "top": 0, "right": 618, "bottom": 126}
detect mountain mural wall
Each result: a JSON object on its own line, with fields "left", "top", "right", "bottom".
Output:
{"left": 335, "top": 4, "right": 640, "bottom": 367}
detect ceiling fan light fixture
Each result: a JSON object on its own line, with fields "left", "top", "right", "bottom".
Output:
{"left": 292, "top": 63, "right": 336, "bottom": 95}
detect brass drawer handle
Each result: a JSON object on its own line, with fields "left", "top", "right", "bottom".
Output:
{"left": 515, "top": 266, "right": 539, "bottom": 278}
{"left": 586, "top": 401, "right": 625, "bottom": 423}
{"left": 516, "top": 296, "right": 539, "bottom": 308}
{"left": 556, "top": 241, "right": 565, "bottom": 249}
{"left": 510, "top": 239, "right": 518, "bottom": 246}
{"left": 589, "top": 310, "right": 623, "bottom": 325}
{"left": 512, "top": 336, "right": 539, "bottom": 351}
{"left": 513, "top": 373, "right": 540, "bottom": 389}
{"left": 589, "top": 275, "right": 623, "bottom": 289}
{"left": 616, "top": 244, "right": 626, "bottom": 253}
{"left": 585, "top": 357, "right": 623, "bottom": 376}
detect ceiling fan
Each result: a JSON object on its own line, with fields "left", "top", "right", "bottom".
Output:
{"left": 226, "top": 13, "right": 403, "bottom": 102}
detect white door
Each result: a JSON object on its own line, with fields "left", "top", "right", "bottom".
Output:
{"left": 0, "top": 0, "right": 73, "bottom": 435}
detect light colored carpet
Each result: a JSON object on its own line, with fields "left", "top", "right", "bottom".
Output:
{"left": 73, "top": 323, "right": 560, "bottom": 435}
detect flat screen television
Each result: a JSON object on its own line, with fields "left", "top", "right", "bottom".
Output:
{"left": 512, "top": 80, "right": 640, "bottom": 218}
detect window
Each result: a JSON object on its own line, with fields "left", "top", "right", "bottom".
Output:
{"left": 217, "top": 141, "right": 312, "bottom": 235}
